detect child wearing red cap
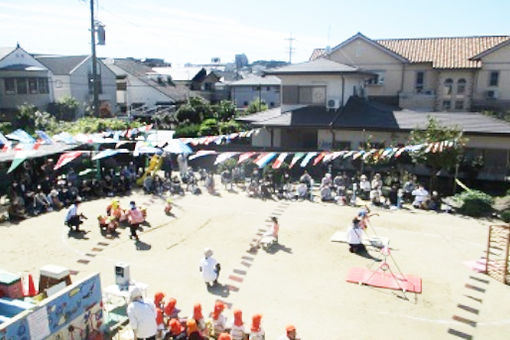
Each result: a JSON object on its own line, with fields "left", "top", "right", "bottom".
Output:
{"left": 193, "top": 303, "right": 207, "bottom": 335}
{"left": 154, "top": 292, "right": 165, "bottom": 309}
{"left": 229, "top": 309, "right": 246, "bottom": 340}
{"left": 277, "top": 325, "right": 300, "bottom": 340}
{"left": 155, "top": 307, "right": 166, "bottom": 339}
{"left": 210, "top": 301, "right": 227, "bottom": 337}
{"left": 249, "top": 314, "right": 265, "bottom": 340}
{"left": 168, "top": 318, "right": 186, "bottom": 339}
{"left": 218, "top": 333, "right": 232, "bottom": 340}
{"left": 164, "top": 298, "right": 181, "bottom": 320}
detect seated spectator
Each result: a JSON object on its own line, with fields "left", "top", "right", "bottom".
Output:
{"left": 118, "top": 174, "right": 130, "bottom": 194}
{"left": 371, "top": 173, "right": 383, "bottom": 192}
{"left": 320, "top": 186, "right": 334, "bottom": 202}
{"left": 103, "top": 175, "right": 115, "bottom": 196}
{"left": 79, "top": 180, "right": 93, "bottom": 199}
{"left": 48, "top": 189, "right": 64, "bottom": 210}
{"left": 8, "top": 194, "right": 26, "bottom": 221}
{"left": 67, "top": 182, "right": 80, "bottom": 203}
{"left": 299, "top": 171, "right": 312, "bottom": 188}
{"left": 91, "top": 179, "right": 104, "bottom": 197}
{"left": 412, "top": 184, "right": 430, "bottom": 209}
{"left": 249, "top": 314, "right": 265, "bottom": 340}
{"left": 388, "top": 185, "right": 399, "bottom": 208}
{"left": 33, "top": 186, "right": 52, "bottom": 214}
{"left": 320, "top": 173, "right": 332, "bottom": 188}
{"left": 143, "top": 176, "right": 154, "bottom": 194}
{"left": 67, "top": 168, "right": 79, "bottom": 187}
{"left": 359, "top": 174, "right": 371, "bottom": 200}
{"left": 403, "top": 177, "right": 416, "bottom": 203}
{"left": 428, "top": 191, "right": 442, "bottom": 211}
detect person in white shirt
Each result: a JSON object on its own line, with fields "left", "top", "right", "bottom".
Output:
{"left": 127, "top": 287, "right": 157, "bottom": 340}
{"left": 412, "top": 185, "right": 430, "bottom": 209}
{"left": 346, "top": 217, "right": 365, "bottom": 254}
{"left": 210, "top": 301, "right": 228, "bottom": 337}
{"left": 229, "top": 309, "right": 246, "bottom": 340}
{"left": 65, "top": 199, "right": 86, "bottom": 232}
{"left": 200, "top": 248, "right": 221, "bottom": 287}
{"left": 248, "top": 314, "right": 265, "bottom": 340}
{"left": 359, "top": 174, "right": 371, "bottom": 200}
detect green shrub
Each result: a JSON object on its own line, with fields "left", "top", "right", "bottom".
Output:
{"left": 199, "top": 118, "right": 219, "bottom": 136}
{"left": 217, "top": 158, "right": 238, "bottom": 172}
{"left": 454, "top": 190, "right": 494, "bottom": 217}
{"left": 501, "top": 210, "right": 510, "bottom": 223}
{"left": 174, "top": 123, "right": 200, "bottom": 137}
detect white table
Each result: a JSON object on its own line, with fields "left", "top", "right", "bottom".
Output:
{"left": 103, "top": 282, "right": 148, "bottom": 305}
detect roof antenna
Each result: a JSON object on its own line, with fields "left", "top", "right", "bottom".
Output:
{"left": 16, "top": 41, "right": 20, "bottom": 48}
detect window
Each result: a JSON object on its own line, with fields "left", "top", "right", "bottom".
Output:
{"left": 455, "top": 100, "right": 464, "bottom": 110}
{"left": 38, "top": 78, "right": 49, "bottom": 93}
{"left": 457, "top": 79, "right": 466, "bottom": 95}
{"left": 366, "top": 71, "right": 385, "bottom": 85}
{"left": 274, "top": 86, "right": 280, "bottom": 93}
{"left": 117, "top": 81, "right": 127, "bottom": 91}
{"left": 489, "top": 71, "right": 499, "bottom": 87}
{"left": 252, "top": 86, "right": 261, "bottom": 91}
{"left": 4, "top": 79, "right": 15, "bottom": 94}
{"left": 298, "top": 86, "right": 326, "bottom": 104}
{"left": 266, "top": 86, "right": 270, "bottom": 91}
{"left": 270, "top": 102, "right": 275, "bottom": 107}
{"left": 28, "top": 78, "right": 38, "bottom": 94}
{"left": 443, "top": 78, "right": 453, "bottom": 97}
{"left": 415, "top": 72, "right": 425, "bottom": 93}
{"left": 243, "top": 101, "right": 248, "bottom": 106}
{"left": 16, "top": 78, "right": 27, "bottom": 94}
{"left": 442, "top": 100, "right": 451, "bottom": 111}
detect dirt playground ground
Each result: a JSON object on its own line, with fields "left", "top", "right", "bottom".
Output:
{"left": 1, "top": 184, "right": 510, "bottom": 340}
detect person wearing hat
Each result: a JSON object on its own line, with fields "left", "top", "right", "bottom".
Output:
{"left": 192, "top": 303, "right": 206, "bottom": 335}
{"left": 218, "top": 333, "right": 232, "bottom": 340}
{"left": 167, "top": 318, "right": 186, "bottom": 339}
{"left": 229, "top": 309, "right": 246, "bottom": 340}
{"left": 210, "top": 301, "right": 227, "bottom": 336}
{"left": 248, "top": 314, "right": 264, "bottom": 340}
{"left": 277, "top": 325, "right": 300, "bottom": 340}
{"left": 65, "top": 199, "right": 86, "bottom": 232}
{"left": 127, "top": 287, "right": 157, "bottom": 340}
{"left": 200, "top": 248, "right": 221, "bottom": 287}
{"left": 187, "top": 318, "right": 205, "bottom": 340}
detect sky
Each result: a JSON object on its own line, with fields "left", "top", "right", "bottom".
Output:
{"left": 1, "top": 0, "right": 509, "bottom": 65}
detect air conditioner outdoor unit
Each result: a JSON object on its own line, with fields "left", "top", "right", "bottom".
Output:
{"left": 486, "top": 90, "right": 499, "bottom": 99}
{"left": 327, "top": 98, "right": 340, "bottom": 110}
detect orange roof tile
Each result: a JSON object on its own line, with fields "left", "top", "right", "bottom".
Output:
{"left": 376, "top": 36, "right": 510, "bottom": 69}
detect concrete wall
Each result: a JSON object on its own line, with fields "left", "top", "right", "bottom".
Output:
{"left": 124, "top": 75, "right": 173, "bottom": 108}
{"left": 474, "top": 44, "right": 510, "bottom": 103}
{"left": 435, "top": 70, "right": 475, "bottom": 111}
{"left": 230, "top": 85, "right": 280, "bottom": 109}
{"left": 252, "top": 127, "right": 272, "bottom": 147}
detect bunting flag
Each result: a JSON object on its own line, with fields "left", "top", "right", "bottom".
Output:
{"left": 424, "top": 143, "right": 434, "bottom": 153}
{"left": 238, "top": 152, "right": 256, "bottom": 163}
{"left": 300, "top": 152, "right": 317, "bottom": 167}
{"left": 432, "top": 142, "right": 440, "bottom": 153}
{"left": 394, "top": 147, "right": 406, "bottom": 158}
{"left": 54, "top": 151, "right": 83, "bottom": 170}
{"left": 255, "top": 152, "right": 277, "bottom": 168}
{"left": 331, "top": 151, "right": 345, "bottom": 161}
{"left": 272, "top": 152, "right": 288, "bottom": 169}
{"left": 313, "top": 152, "right": 327, "bottom": 166}
{"left": 115, "top": 141, "right": 130, "bottom": 149}
{"left": 92, "top": 149, "right": 129, "bottom": 161}
{"left": 7, "top": 150, "right": 33, "bottom": 173}
{"left": 343, "top": 151, "right": 354, "bottom": 159}
{"left": 7, "top": 129, "right": 35, "bottom": 144}
{"left": 352, "top": 150, "right": 365, "bottom": 160}
{"left": 189, "top": 150, "right": 217, "bottom": 161}
{"left": 214, "top": 152, "right": 238, "bottom": 165}
{"left": 35, "top": 130, "right": 53, "bottom": 145}
{"left": 289, "top": 152, "right": 305, "bottom": 168}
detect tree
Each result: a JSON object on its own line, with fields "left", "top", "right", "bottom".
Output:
{"left": 199, "top": 118, "right": 219, "bottom": 136}
{"left": 47, "top": 96, "right": 80, "bottom": 121}
{"left": 213, "top": 100, "right": 238, "bottom": 122}
{"left": 175, "top": 103, "right": 200, "bottom": 124}
{"left": 409, "top": 116, "right": 466, "bottom": 190}
{"left": 14, "top": 103, "right": 37, "bottom": 130}
{"left": 246, "top": 98, "right": 268, "bottom": 114}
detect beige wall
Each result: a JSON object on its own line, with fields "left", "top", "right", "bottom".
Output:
{"left": 278, "top": 74, "right": 365, "bottom": 106}
{"left": 328, "top": 38, "right": 404, "bottom": 96}
{"left": 474, "top": 44, "right": 510, "bottom": 101}
{"left": 252, "top": 127, "right": 272, "bottom": 147}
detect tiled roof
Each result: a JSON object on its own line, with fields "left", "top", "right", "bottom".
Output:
{"left": 309, "top": 48, "right": 326, "bottom": 61}
{"left": 266, "top": 58, "right": 359, "bottom": 75}
{"left": 35, "top": 55, "right": 89, "bottom": 75}
{"left": 376, "top": 36, "right": 510, "bottom": 69}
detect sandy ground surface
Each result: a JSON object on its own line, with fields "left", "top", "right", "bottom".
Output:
{"left": 1, "top": 182, "right": 510, "bottom": 340}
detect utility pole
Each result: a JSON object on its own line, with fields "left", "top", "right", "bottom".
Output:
{"left": 285, "top": 34, "right": 295, "bottom": 64}
{"left": 90, "top": 0, "right": 99, "bottom": 117}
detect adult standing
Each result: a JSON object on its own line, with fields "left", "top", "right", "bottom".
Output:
{"left": 127, "top": 287, "right": 157, "bottom": 340}
{"left": 177, "top": 153, "right": 188, "bottom": 178}
{"left": 200, "top": 248, "right": 221, "bottom": 287}
{"left": 127, "top": 201, "right": 145, "bottom": 241}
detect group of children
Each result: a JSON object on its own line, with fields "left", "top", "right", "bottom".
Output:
{"left": 152, "top": 294, "right": 267, "bottom": 340}
{"left": 97, "top": 199, "right": 146, "bottom": 239}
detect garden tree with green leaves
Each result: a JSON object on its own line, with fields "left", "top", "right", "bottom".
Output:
{"left": 47, "top": 96, "right": 80, "bottom": 121}
{"left": 409, "top": 116, "right": 466, "bottom": 190}
{"left": 246, "top": 98, "right": 268, "bottom": 114}
{"left": 213, "top": 100, "right": 238, "bottom": 122}
{"left": 14, "top": 103, "right": 38, "bottom": 130}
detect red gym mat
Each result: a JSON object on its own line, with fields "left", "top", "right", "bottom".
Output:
{"left": 346, "top": 267, "right": 422, "bottom": 293}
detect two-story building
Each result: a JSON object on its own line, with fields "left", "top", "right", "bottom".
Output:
{"left": 35, "top": 55, "right": 117, "bottom": 116}
{"left": 0, "top": 45, "right": 54, "bottom": 114}
{"left": 310, "top": 32, "right": 510, "bottom": 112}
{"left": 239, "top": 34, "right": 510, "bottom": 180}
{"left": 228, "top": 75, "right": 281, "bottom": 109}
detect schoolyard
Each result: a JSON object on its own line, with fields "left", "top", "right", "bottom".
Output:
{"left": 1, "top": 184, "right": 509, "bottom": 340}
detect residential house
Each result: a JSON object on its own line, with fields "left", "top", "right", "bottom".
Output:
{"left": 238, "top": 34, "right": 510, "bottom": 180}
{"left": 0, "top": 45, "right": 53, "bottom": 113}
{"left": 310, "top": 33, "right": 510, "bottom": 112}
{"left": 228, "top": 75, "right": 281, "bottom": 109}
{"left": 36, "top": 55, "right": 116, "bottom": 115}
{"left": 104, "top": 58, "right": 190, "bottom": 114}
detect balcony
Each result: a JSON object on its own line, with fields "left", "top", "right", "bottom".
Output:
{"left": 399, "top": 91, "right": 436, "bottom": 111}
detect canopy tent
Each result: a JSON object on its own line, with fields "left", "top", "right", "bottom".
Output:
{"left": 163, "top": 139, "right": 192, "bottom": 154}
{"left": 91, "top": 149, "right": 129, "bottom": 161}
{"left": 0, "top": 143, "right": 80, "bottom": 163}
